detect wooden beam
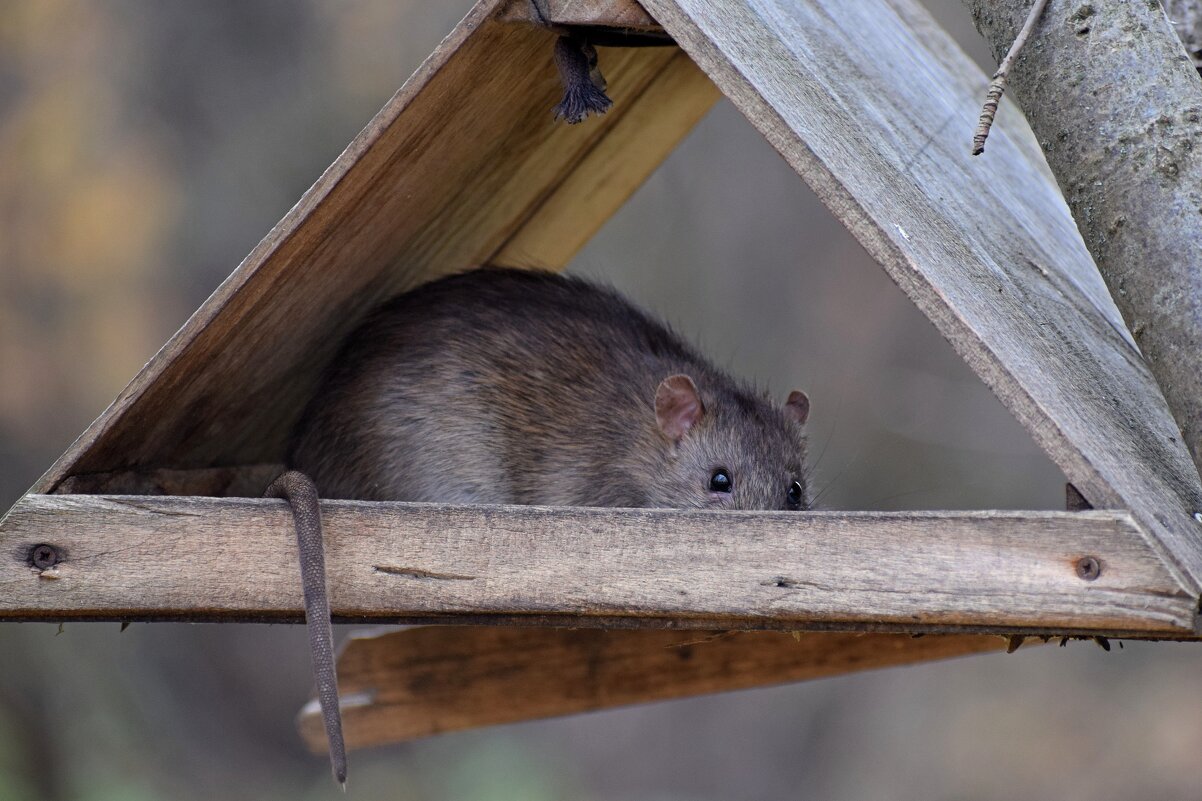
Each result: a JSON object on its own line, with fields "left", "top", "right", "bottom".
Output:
{"left": 297, "top": 626, "right": 1013, "bottom": 751}
{"left": 638, "top": 0, "right": 1202, "bottom": 592}
{"left": 496, "top": 0, "right": 661, "bottom": 32}
{"left": 1, "top": 495, "right": 1195, "bottom": 635}
{"left": 27, "top": 0, "right": 715, "bottom": 491}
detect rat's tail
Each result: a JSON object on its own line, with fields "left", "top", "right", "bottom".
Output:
{"left": 266, "top": 470, "right": 347, "bottom": 787}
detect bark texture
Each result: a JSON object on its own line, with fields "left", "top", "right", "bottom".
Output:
{"left": 1166, "top": 0, "right": 1202, "bottom": 72}
{"left": 964, "top": 0, "right": 1202, "bottom": 477}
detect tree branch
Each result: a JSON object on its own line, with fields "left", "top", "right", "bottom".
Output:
{"left": 964, "top": 0, "right": 1202, "bottom": 481}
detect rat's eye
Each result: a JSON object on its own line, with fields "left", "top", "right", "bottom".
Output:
{"left": 709, "top": 469, "right": 733, "bottom": 493}
{"left": 787, "top": 481, "right": 804, "bottom": 509}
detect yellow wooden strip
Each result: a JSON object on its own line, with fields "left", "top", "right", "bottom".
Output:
{"left": 492, "top": 49, "right": 719, "bottom": 269}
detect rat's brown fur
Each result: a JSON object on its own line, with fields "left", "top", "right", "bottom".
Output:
{"left": 290, "top": 267, "right": 810, "bottom": 511}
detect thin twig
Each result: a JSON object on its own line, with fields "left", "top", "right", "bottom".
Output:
{"left": 972, "top": 0, "right": 1050, "bottom": 155}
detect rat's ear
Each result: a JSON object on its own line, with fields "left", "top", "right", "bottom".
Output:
{"left": 655, "top": 374, "right": 704, "bottom": 441}
{"left": 784, "top": 390, "right": 810, "bottom": 425}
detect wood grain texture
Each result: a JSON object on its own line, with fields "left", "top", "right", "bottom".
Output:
{"left": 497, "top": 0, "right": 661, "bottom": 31}
{"left": 640, "top": 0, "right": 1202, "bottom": 592}
{"left": 297, "top": 626, "right": 1013, "bottom": 751}
{"left": 492, "top": 49, "right": 719, "bottom": 268}
{"left": 1, "top": 495, "right": 1195, "bottom": 634}
{"left": 27, "top": 1, "right": 706, "bottom": 493}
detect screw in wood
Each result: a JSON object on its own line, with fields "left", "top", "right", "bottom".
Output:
{"left": 29, "top": 544, "right": 61, "bottom": 569}
{"left": 1075, "top": 556, "right": 1101, "bottom": 581}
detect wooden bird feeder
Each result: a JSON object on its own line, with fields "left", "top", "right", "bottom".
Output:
{"left": 3, "top": 0, "right": 1201, "bottom": 758}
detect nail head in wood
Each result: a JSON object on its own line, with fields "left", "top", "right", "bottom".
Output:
{"left": 1075, "top": 556, "right": 1101, "bottom": 581}
{"left": 29, "top": 544, "right": 62, "bottom": 570}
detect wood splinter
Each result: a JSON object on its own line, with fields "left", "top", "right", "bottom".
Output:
{"left": 972, "top": 0, "right": 1050, "bottom": 155}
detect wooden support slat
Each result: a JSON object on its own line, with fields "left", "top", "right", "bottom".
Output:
{"left": 492, "top": 49, "right": 719, "bottom": 268}
{"left": 297, "top": 626, "right": 1013, "bottom": 751}
{"left": 1, "top": 495, "right": 1195, "bottom": 634}
{"left": 496, "top": 0, "right": 661, "bottom": 31}
{"left": 27, "top": 1, "right": 715, "bottom": 491}
{"left": 637, "top": 0, "right": 1202, "bottom": 593}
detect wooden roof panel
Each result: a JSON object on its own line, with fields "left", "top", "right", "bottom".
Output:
{"left": 641, "top": 0, "right": 1202, "bottom": 591}
{"left": 31, "top": 1, "right": 716, "bottom": 490}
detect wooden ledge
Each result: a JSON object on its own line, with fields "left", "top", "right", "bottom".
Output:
{"left": 298, "top": 626, "right": 1014, "bottom": 751}
{"left": 1, "top": 494, "right": 1196, "bottom": 635}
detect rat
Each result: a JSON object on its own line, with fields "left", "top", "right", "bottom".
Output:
{"left": 269, "top": 266, "right": 812, "bottom": 786}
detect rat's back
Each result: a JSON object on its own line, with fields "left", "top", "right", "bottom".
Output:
{"left": 281, "top": 267, "right": 811, "bottom": 786}
{"left": 290, "top": 267, "right": 810, "bottom": 511}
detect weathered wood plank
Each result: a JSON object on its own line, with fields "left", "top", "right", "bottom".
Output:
{"left": 639, "top": 0, "right": 1202, "bottom": 591}
{"left": 1, "top": 495, "right": 1195, "bottom": 634}
{"left": 28, "top": 1, "right": 707, "bottom": 492}
{"left": 497, "top": 0, "right": 661, "bottom": 31}
{"left": 297, "top": 626, "right": 1013, "bottom": 750}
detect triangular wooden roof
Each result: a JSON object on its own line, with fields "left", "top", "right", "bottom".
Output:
{"left": 4, "top": 0, "right": 1201, "bottom": 754}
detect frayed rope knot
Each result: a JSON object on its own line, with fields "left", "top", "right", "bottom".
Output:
{"left": 553, "top": 35, "right": 612, "bottom": 124}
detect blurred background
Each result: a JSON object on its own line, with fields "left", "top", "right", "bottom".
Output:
{"left": 2, "top": 1, "right": 1200, "bottom": 799}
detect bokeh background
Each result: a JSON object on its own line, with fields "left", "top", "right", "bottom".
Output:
{"left": 2, "top": 2, "right": 1200, "bottom": 799}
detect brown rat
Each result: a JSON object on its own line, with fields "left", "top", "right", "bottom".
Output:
{"left": 272, "top": 266, "right": 812, "bottom": 785}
